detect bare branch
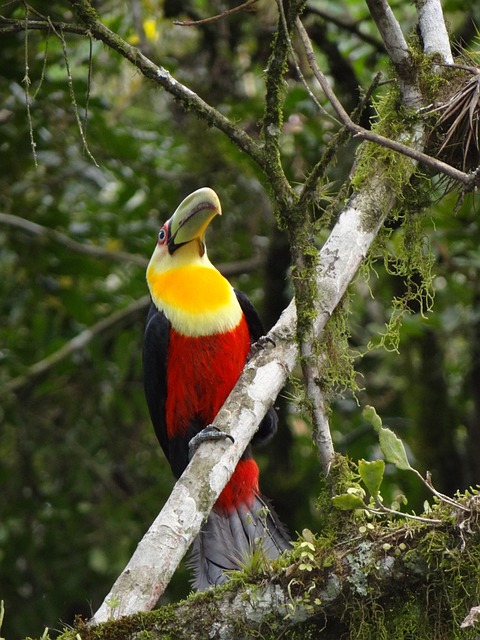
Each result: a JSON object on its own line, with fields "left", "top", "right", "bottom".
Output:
{"left": 0, "top": 212, "right": 148, "bottom": 267}
{"left": 173, "top": 0, "right": 258, "bottom": 26}
{"left": 4, "top": 295, "right": 151, "bottom": 396}
{"left": 295, "top": 18, "right": 478, "bottom": 189}
{"left": 415, "top": 0, "right": 453, "bottom": 64}
{"left": 0, "top": 16, "right": 89, "bottom": 36}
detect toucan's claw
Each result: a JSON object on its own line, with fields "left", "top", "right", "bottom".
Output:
{"left": 247, "top": 335, "right": 276, "bottom": 361}
{"left": 188, "top": 425, "right": 235, "bottom": 460}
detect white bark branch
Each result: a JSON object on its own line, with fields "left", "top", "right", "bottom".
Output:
{"left": 91, "top": 170, "right": 412, "bottom": 622}
{"left": 365, "top": 0, "right": 410, "bottom": 67}
{"left": 416, "top": 0, "right": 453, "bottom": 64}
{"left": 90, "top": 0, "right": 443, "bottom": 625}
{"left": 365, "top": 0, "right": 423, "bottom": 107}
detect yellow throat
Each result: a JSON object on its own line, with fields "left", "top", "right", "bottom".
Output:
{"left": 147, "top": 243, "right": 242, "bottom": 337}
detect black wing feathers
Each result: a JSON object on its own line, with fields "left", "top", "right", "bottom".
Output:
{"left": 234, "top": 289, "right": 264, "bottom": 342}
{"left": 143, "top": 303, "right": 170, "bottom": 458}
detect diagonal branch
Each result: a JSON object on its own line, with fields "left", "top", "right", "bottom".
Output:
{"left": 0, "top": 212, "right": 148, "bottom": 267}
{"left": 295, "top": 18, "right": 478, "bottom": 189}
{"left": 67, "top": 1, "right": 267, "bottom": 172}
{"left": 4, "top": 296, "right": 151, "bottom": 396}
{"left": 90, "top": 155, "right": 411, "bottom": 623}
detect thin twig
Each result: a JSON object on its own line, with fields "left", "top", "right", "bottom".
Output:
{"left": 0, "top": 212, "right": 148, "bottom": 267}
{"left": 83, "top": 34, "right": 94, "bottom": 139}
{"left": 174, "top": 0, "right": 258, "bottom": 26}
{"left": 50, "top": 19, "right": 99, "bottom": 166}
{"left": 22, "top": 3, "right": 38, "bottom": 167}
{"left": 4, "top": 295, "right": 151, "bottom": 396}
{"left": 32, "top": 22, "right": 50, "bottom": 99}
{"left": 414, "top": 469, "right": 471, "bottom": 512}
{"left": 295, "top": 17, "right": 478, "bottom": 189}
{"left": 368, "top": 501, "right": 442, "bottom": 524}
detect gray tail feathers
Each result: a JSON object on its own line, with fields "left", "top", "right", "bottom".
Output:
{"left": 189, "top": 494, "right": 290, "bottom": 590}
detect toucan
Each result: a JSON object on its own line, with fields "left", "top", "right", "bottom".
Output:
{"left": 143, "top": 187, "right": 290, "bottom": 589}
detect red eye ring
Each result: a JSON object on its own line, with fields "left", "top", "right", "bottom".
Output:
{"left": 158, "top": 227, "right": 167, "bottom": 244}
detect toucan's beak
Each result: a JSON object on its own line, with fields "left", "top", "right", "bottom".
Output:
{"left": 167, "top": 187, "right": 221, "bottom": 254}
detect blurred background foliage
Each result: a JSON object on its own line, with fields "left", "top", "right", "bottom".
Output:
{"left": 1, "top": 0, "right": 480, "bottom": 637}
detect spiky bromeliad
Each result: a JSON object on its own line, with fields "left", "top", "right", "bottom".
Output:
{"left": 143, "top": 187, "right": 290, "bottom": 589}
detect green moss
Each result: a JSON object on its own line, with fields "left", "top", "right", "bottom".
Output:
{"left": 52, "top": 607, "right": 177, "bottom": 640}
{"left": 346, "top": 60, "right": 438, "bottom": 355}
{"left": 362, "top": 198, "right": 435, "bottom": 353}
{"left": 317, "top": 294, "right": 360, "bottom": 398}
{"left": 351, "top": 85, "right": 420, "bottom": 202}
{"left": 40, "top": 489, "right": 480, "bottom": 640}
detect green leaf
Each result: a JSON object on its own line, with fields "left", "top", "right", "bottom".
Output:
{"left": 378, "top": 427, "right": 412, "bottom": 470}
{"left": 364, "top": 406, "right": 411, "bottom": 470}
{"left": 362, "top": 405, "right": 383, "bottom": 433}
{"left": 358, "top": 459, "right": 385, "bottom": 498}
{"left": 332, "top": 493, "right": 367, "bottom": 510}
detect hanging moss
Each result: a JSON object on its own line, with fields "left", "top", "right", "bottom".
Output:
{"left": 316, "top": 294, "right": 361, "bottom": 399}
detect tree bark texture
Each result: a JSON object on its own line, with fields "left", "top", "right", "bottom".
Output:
{"left": 73, "top": 492, "right": 480, "bottom": 640}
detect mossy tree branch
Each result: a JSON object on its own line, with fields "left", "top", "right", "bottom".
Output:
{"left": 68, "top": 490, "right": 480, "bottom": 639}
{"left": 83, "top": 8, "right": 479, "bottom": 617}
{"left": 65, "top": 1, "right": 269, "bottom": 176}
{"left": 260, "top": 0, "right": 303, "bottom": 211}
{"left": 5, "top": 0, "right": 479, "bottom": 632}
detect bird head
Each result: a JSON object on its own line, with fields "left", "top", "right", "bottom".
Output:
{"left": 146, "top": 188, "right": 241, "bottom": 334}
{"left": 151, "top": 187, "right": 222, "bottom": 265}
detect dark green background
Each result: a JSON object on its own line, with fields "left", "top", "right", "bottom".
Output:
{"left": 1, "top": 0, "right": 479, "bottom": 637}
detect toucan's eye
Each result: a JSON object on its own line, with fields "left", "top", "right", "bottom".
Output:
{"left": 158, "top": 226, "right": 168, "bottom": 245}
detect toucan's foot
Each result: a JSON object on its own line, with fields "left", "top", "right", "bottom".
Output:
{"left": 247, "top": 335, "right": 276, "bottom": 361}
{"left": 188, "top": 425, "right": 235, "bottom": 460}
